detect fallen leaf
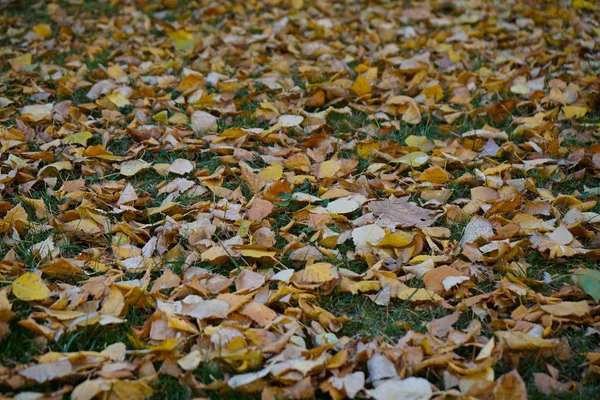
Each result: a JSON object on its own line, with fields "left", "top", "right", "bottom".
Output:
{"left": 460, "top": 217, "right": 494, "bottom": 246}
{"left": 20, "top": 359, "right": 72, "bottom": 383}
{"left": 351, "top": 75, "right": 371, "bottom": 96}
{"left": 493, "top": 370, "right": 527, "bottom": 400}
{"left": 12, "top": 273, "right": 50, "bottom": 301}
{"left": 168, "top": 159, "right": 194, "bottom": 175}
{"left": 369, "top": 196, "right": 437, "bottom": 228}
{"left": 327, "top": 197, "right": 362, "bottom": 214}
{"left": 247, "top": 199, "right": 274, "bottom": 221}
{"left": 397, "top": 151, "right": 429, "bottom": 167}
{"left": 540, "top": 301, "right": 590, "bottom": 317}
{"left": 366, "top": 377, "right": 432, "bottom": 400}
{"left": 279, "top": 114, "right": 304, "bottom": 127}
{"left": 191, "top": 111, "right": 218, "bottom": 134}
{"left": 495, "top": 331, "right": 558, "bottom": 350}
{"left": 573, "top": 269, "right": 600, "bottom": 302}
{"left": 21, "top": 104, "right": 53, "bottom": 122}
{"left": 352, "top": 224, "right": 385, "bottom": 250}
{"left": 120, "top": 160, "right": 152, "bottom": 177}
{"left": 33, "top": 23, "right": 53, "bottom": 39}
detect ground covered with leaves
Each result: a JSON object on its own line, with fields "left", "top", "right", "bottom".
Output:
{"left": 1, "top": 0, "right": 600, "bottom": 399}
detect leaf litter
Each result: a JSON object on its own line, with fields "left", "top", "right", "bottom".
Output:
{"left": 1, "top": 0, "right": 600, "bottom": 399}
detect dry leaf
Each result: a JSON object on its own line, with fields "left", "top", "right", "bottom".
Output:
{"left": 366, "top": 377, "right": 432, "bottom": 400}
{"left": 20, "top": 359, "right": 73, "bottom": 383}
{"left": 369, "top": 196, "right": 437, "bottom": 228}
{"left": 12, "top": 273, "right": 50, "bottom": 301}
{"left": 191, "top": 111, "right": 218, "bottom": 134}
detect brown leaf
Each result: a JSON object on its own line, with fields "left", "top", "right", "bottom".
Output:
{"left": 20, "top": 359, "right": 73, "bottom": 383}
{"left": 369, "top": 196, "right": 437, "bottom": 229}
{"left": 247, "top": 199, "right": 274, "bottom": 221}
{"left": 493, "top": 370, "right": 527, "bottom": 400}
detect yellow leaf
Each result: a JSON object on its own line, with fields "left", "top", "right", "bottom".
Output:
{"left": 292, "top": 262, "right": 340, "bottom": 286}
{"left": 84, "top": 145, "right": 124, "bottom": 161}
{"left": 237, "top": 248, "right": 277, "bottom": 258}
{"left": 447, "top": 49, "right": 462, "bottom": 63}
{"left": 148, "top": 337, "right": 179, "bottom": 352}
{"left": 397, "top": 288, "right": 442, "bottom": 302}
{"left": 402, "top": 103, "right": 422, "bottom": 124}
{"left": 107, "top": 93, "right": 130, "bottom": 108}
{"left": 562, "top": 105, "right": 587, "bottom": 119}
{"left": 340, "top": 277, "right": 380, "bottom": 294}
{"left": 168, "top": 30, "right": 195, "bottom": 52}
{"left": 111, "top": 380, "right": 153, "bottom": 400}
{"left": 495, "top": 331, "right": 558, "bottom": 350}
{"left": 258, "top": 165, "right": 283, "bottom": 183}
{"left": 355, "top": 141, "right": 379, "bottom": 159}
{"left": 572, "top": 0, "right": 594, "bottom": 10}
{"left": 201, "top": 246, "right": 231, "bottom": 264}
{"left": 405, "top": 135, "right": 430, "bottom": 149}
{"left": 33, "top": 24, "right": 52, "bottom": 39}
{"left": 168, "top": 29, "right": 193, "bottom": 40}
{"left": 63, "top": 131, "right": 92, "bottom": 146}
{"left": 238, "top": 220, "right": 252, "bottom": 237}
{"left": 168, "top": 112, "right": 189, "bottom": 125}
{"left": 12, "top": 273, "right": 50, "bottom": 301}
{"left": 107, "top": 64, "right": 127, "bottom": 79}
{"left": 317, "top": 160, "right": 341, "bottom": 179}
{"left": 540, "top": 301, "right": 590, "bottom": 317}
{"left": 168, "top": 316, "right": 199, "bottom": 334}
{"left": 152, "top": 110, "right": 168, "bottom": 123}
{"left": 375, "top": 230, "right": 414, "bottom": 247}
{"left": 417, "top": 167, "right": 450, "bottom": 184}
{"left": 39, "top": 258, "right": 84, "bottom": 278}
{"left": 350, "top": 75, "right": 371, "bottom": 97}
{"left": 396, "top": 151, "right": 429, "bottom": 167}
{"left": 354, "top": 64, "right": 369, "bottom": 73}
{"left": 220, "top": 128, "right": 246, "bottom": 138}
{"left": 11, "top": 53, "right": 32, "bottom": 68}
{"left": 62, "top": 218, "right": 103, "bottom": 235}
{"left": 421, "top": 84, "right": 443, "bottom": 102}
{"left": 120, "top": 159, "right": 152, "bottom": 176}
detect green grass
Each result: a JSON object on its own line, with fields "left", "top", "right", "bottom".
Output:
{"left": 326, "top": 110, "right": 371, "bottom": 134}
{"left": 150, "top": 360, "right": 265, "bottom": 400}
{"left": 512, "top": 328, "right": 600, "bottom": 399}
{"left": 0, "top": 0, "right": 51, "bottom": 24}
{"left": 0, "top": 303, "right": 156, "bottom": 395}
{"left": 317, "top": 292, "right": 448, "bottom": 342}
{"left": 151, "top": 375, "right": 193, "bottom": 400}
{"left": 0, "top": 302, "right": 151, "bottom": 363}
{"left": 0, "top": 302, "right": 43, "bottom": 367}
